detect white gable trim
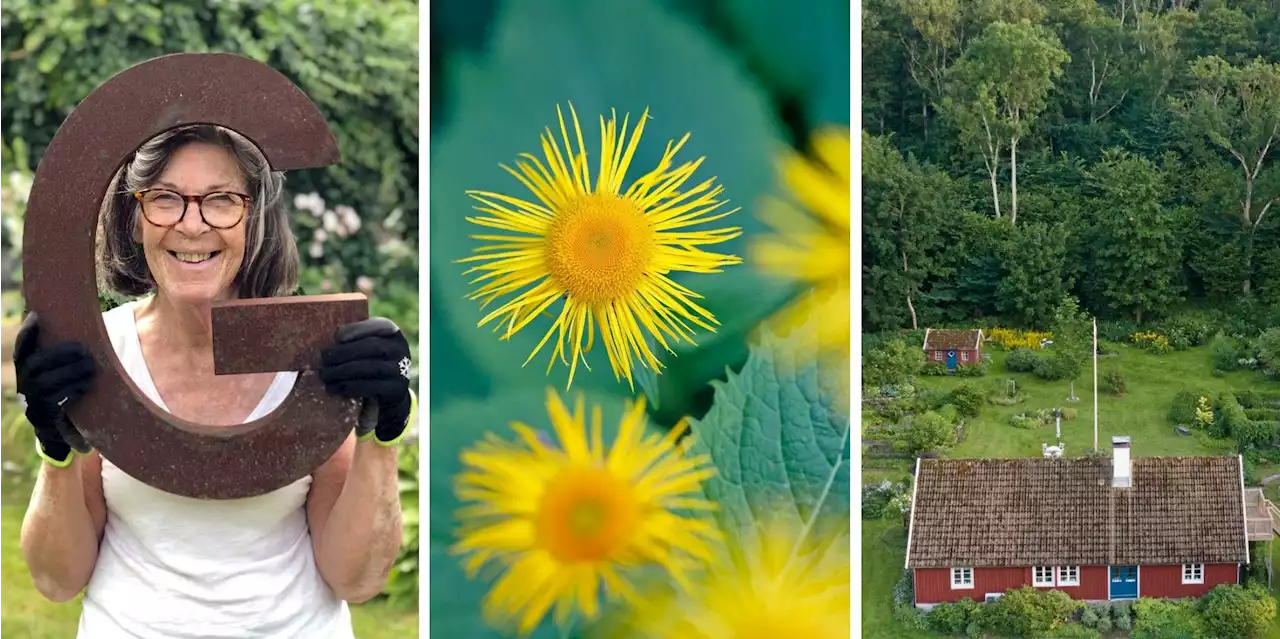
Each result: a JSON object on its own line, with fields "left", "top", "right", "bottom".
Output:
{"left": 905, "top": 457, "right": 922, "bottom": 570}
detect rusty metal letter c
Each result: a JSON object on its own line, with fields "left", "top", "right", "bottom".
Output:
{"left": 22, "top": 53, "right": 368, "bottom": 499}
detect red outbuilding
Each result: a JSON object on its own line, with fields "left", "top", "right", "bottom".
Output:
{"left": 922, "top": 328, "right": 984, "bottom": 370}
{"left": 905, "top": 436, "right": 1252, "bottom": 608}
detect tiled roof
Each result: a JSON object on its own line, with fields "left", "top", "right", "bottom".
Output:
{"left": 923, "top": 329, "right": 982, "bottom": 351}
{"left": 906, "top": 456, "right": 1247, "bottom": 568}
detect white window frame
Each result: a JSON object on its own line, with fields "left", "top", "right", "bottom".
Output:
{"left": 951, "top": 567, "right": 974, "bottom": 589}
{"left": 1033, "top": 566, "right": 1054, "bottom": 587}
{"left": 961, "top": 351, "right": 970, "bottom": 362}
{"left": 984, "top": 593, "right": 1003, "bottom": 602}
{"left": 1057, "top": 566, "right": 1080, "bottom": 587}
{"left": 935, "top": 351, "right": 944, "bottom": 361}
{"left": 1182, "top": 563, "right": 1204, "bottom": 585}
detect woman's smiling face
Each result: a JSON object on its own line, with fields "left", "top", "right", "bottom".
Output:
{"left": 136, "top": 142, "right": 248, "bottom": 305}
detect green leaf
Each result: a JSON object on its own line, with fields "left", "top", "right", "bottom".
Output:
{"left": 428, "top": 387, "right": 643, "bottom": 638}
{"left": 686, "top": 313, "right": 852, "bottom": 550}
{"left": 429, "top": 0, "right": 787, "bottom": 396}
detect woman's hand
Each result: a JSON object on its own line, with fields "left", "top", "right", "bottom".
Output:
{"left": 318, "top": 317, "right": 412, "bottom": 445}
{"left": 13, "top": 312, "right": 95, "bottom": 466}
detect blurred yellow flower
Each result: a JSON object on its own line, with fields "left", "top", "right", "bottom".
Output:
{"left": 619, "top": 517, "right": 851, "bottom": 639}
{"left": 750, "top": 127, "right": 851, "bottom": 363}
{"left": 450, "top": 389, "right": 720, "bottom": 636}
{"left": 459, "top": 104, "right": 743, "bottom": 389}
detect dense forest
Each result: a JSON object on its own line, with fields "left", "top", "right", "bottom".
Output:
{"left": 861, "top": 0, "right": 1280, "bottom": 336}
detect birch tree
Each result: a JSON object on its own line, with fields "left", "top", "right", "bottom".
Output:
{"left": 939, "top": 20, "right": 1070, "bottom": 224}
{"left": 1169, "top": 56, "right": 1280, "bottom": 294}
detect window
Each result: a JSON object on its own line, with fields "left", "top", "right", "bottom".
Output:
{"left": 1182, "top": 564, "right": 1204, "bottom": 584}
{"left": 935, "top": 351, "right": 944, "bottom": 361}
{"left": 1057, "top": 566, "right": 1080, "bottom": 587}
{"left": 962, "top": 351, "right": 970, "bottom": 362}
{"left": 984, "top": 593, "right": 1003, "bottom": 602}
{"left": 1033, "top": 566, "right": 1054, "bottom": 587}
{"left": 951, "top": 568, "right": 974, "bottom": 589}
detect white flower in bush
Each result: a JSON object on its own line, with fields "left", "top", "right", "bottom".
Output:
{"left": 336, "top": 204, "right": 360, "bottom": 234}
{"left": 356, "top": 276, "right": 375, "bottom": 294}
{"left": 308, "top": 242, "right": 324, "bottom": 259}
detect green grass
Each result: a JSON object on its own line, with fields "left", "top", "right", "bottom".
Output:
{"left": 862, "top": 518, "right": 931, "bottom": 639}
{"left": 0, "top": 475, "right": 417, "bottom": 638}
{"left": 926, "top": 345, "right": 1264, "bottom": 459}
{"left": 861, "top": 342, "right": 1280, "bottom": 637}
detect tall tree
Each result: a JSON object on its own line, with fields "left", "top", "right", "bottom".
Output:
{"left": 996, "top": 221, "right": 1072, "bottom": 327}
{"left": 1086, "top": 149, "right": 1183, "bottom": 323}
{"left": 897, "top": 0, "right": 1045, "bottom": 133}
{"left": 1169, "top": 56, "right": 1280, "bottom": 295}
{"left": 939, "top": 20, "right": 1071, "bottom": 224}
{"left": 1049, "top": 294, "right": 1092, "bottom": 397}
{"left": 862, "top": 132, "right": 952, "bottom": 331}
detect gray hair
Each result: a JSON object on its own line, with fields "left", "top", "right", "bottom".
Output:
{"left": 96, "top": 124, "right": 300, "bottom": 299}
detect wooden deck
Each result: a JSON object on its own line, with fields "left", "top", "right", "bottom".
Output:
{"left": 1243, "top": 488, "right": 1280, "bottom": 541}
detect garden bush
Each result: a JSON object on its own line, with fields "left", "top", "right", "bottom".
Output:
{"left": 904, "top": 410, "right": 957, "bottom": 453}
{"left": 1247, "top": 408, "right": 1280, "bottom": 422}
{"left": 921, "top": 361, "right": 950, "bottom": 376}
{"left": 1061, "top": 407, "right": 1078, "bottom": 420}
{"left": 1198, "top": 584, "right": 1276, "bottom": 639}
{"left": 1111, "top": 600, "right": 1133, "bottom": 630}
{"left": 1130, "top": 331, "right": 1172, "bottom": 354}
{"left": 1157, "top": 312, "right": 1214, "bottom": 350}
{"left": 1212, "top": 334, "right": 1248, "bottom": 372}
{"left": 928, "top": 598, "right": 978, "bottom": 635}
{"left": 1006, "top": 348, "right": 1042, "bottom": 373}
{"left": 1260, "top": 328, "right": 1280, "bottom": 379}
{"left": 1033, "top": 354, "right": 1076, "bottom": 381}
{"left": 1080, "top": 605, "right": 1101, "bottom": 628}
{"left": 1103, "top": 371, "right": 1127, "bottom": 396}
{"left": 1132, "top": 598, "right": 1204, "bottom": 639}
{"left": 980, "top": 586, "right": 1081, "bottom": 638}
{"left": 1098, "top": 318, "right": 1139, "bottom": 342}
{"left": 864, "top": 339, "right": 926, "bottom": 388}
{"left": 949, "top": 383, "right": 986, "bottom": 418}
{"left": 1010, "top": 413, "right": 1038, "bottom": 429}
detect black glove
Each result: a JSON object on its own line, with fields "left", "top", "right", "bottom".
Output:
{"left": 319, "top": 317, "right": 413, "bottom": 445}
{"left": 13, "top": 312, "right": 95, "bottom": 465}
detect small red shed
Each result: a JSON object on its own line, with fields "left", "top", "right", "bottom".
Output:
{"left": 922, "top": 328, "right": 983, "bottom": 370}
{"left": 905, "top": 437, "right": 1250, "bottom": 608}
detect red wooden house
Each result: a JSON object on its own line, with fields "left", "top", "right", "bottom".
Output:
{"left": 905, "top": 436, "right": 1251, "bottom": 608}
{"left": 922, "top": 328, "right": 984, "bottom": 370}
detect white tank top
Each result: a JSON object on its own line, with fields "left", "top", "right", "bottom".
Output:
{"left": 77, "top": 300, "right": 354, "bottom": 638}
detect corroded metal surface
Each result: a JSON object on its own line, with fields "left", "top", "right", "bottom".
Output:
{"left": 212, "top": 294, "right": 368, "bottom": 375}
{"left": 22, "top": 52, "right": 366, "bottom": 499}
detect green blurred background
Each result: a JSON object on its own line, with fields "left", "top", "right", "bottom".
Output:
{"left": 428, "top": 0, "right": 849, "bottom": 636}
{"left": 1, "top": 1, "right": 419, "bottom": 636}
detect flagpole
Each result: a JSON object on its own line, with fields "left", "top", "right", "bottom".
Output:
{"left": 1093, "top": 317, "right": 1099, "bottom": 452}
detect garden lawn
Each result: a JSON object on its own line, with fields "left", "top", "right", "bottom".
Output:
{"left": 862, "top": 518, "right": 930, "bottom": 639}
{"left": 923, "top": 345, "right": 1271, "bottom": 459}
{"left": 0, "top": 476, "right": 418, "bottom": 638}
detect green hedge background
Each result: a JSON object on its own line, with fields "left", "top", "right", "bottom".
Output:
{"left": 1, "top": 0, "right": 420, "bottom": 635}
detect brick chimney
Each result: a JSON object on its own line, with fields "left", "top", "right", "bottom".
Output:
{"left": 1112, "top": 436, "right": 1132, "bottom": 488}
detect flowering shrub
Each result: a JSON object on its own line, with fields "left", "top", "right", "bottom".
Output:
{"left": 989, "top": 328, "right": 1052, "bottom": 351}
{"left": 1130, "top": 331, "right": 1171, "bottom": 354}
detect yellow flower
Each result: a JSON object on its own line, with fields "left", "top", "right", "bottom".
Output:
{"left": 619, "top": 517, "right": 851, "bottom": 639}
{"left": 451, "top": 389, "right": 720, "bottom": 636}
{"left": 750, "top": 127, "right": 851, "bottom": 362}
{"left": 459, "top": 104, "right": 743, "bottom": 389}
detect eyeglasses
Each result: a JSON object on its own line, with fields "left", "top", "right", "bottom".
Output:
{"left": 133, "top": 189, "right": 252, "bottom": 229}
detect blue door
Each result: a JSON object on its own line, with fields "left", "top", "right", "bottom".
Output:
{"left": 1110, "top": 566, "right": 1138, "bottom": 600}
{"left": 946, "top": 350, "right": 958, "bottom": 370}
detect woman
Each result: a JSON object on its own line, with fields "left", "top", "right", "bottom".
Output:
{"left": 12, "top": 124, "right": 412, "bottom": 638}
